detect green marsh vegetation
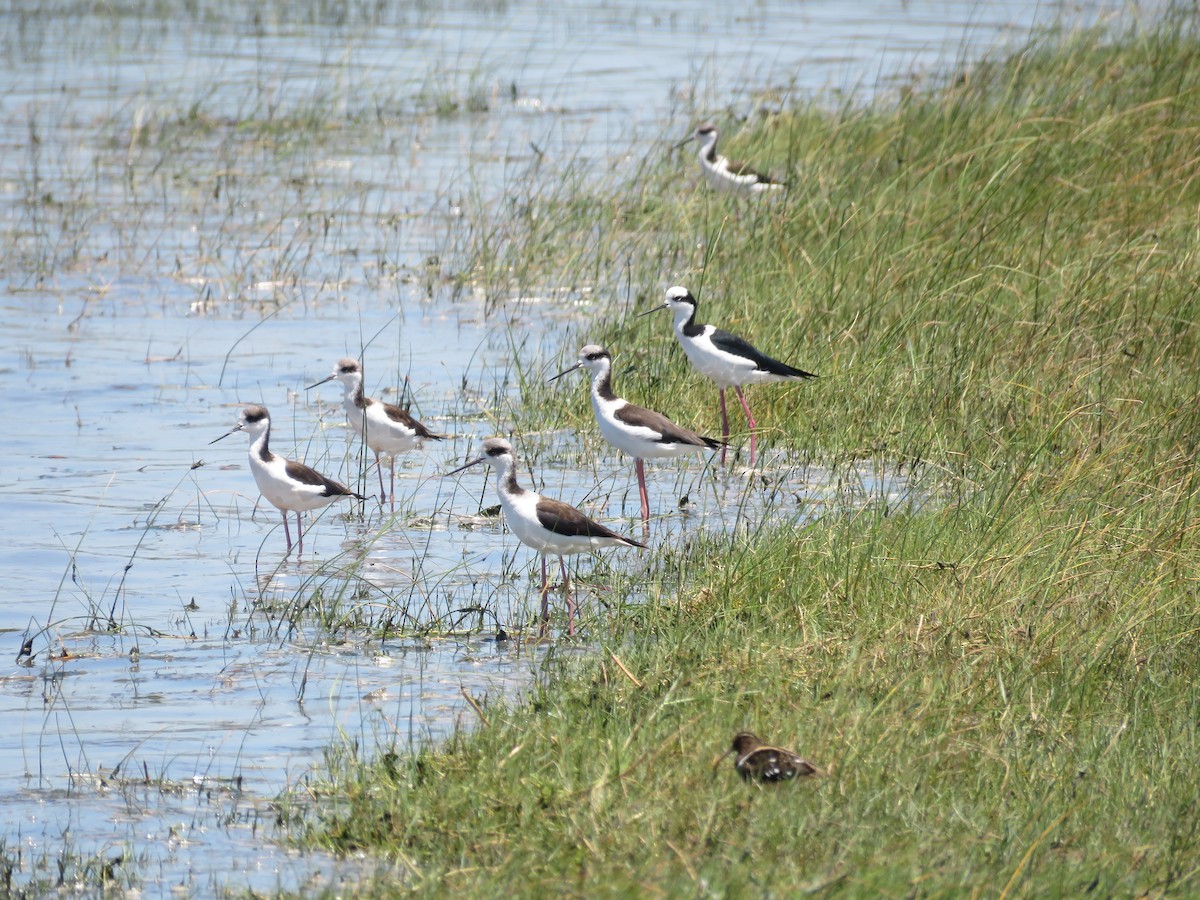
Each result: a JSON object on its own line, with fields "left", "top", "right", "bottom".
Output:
{"left": 302, "top": 11, "right": 1200, "bottom": 895}
{"left": 0, "top": 836, "right": 138, "bottom": 897}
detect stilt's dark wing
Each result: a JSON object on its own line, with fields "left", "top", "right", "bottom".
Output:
{"left": 708, "top": 327, "right": 817, "bottom": 380}
{"left": 284, "top": 460, "right": 366, "bottom": 500}
{"left": 614, "top": 403, "right": 722, "bottom": 450}
{"left": 736, "top": 745, "right": 821, "bottom": 781}
{"left": 380, "top": 401, "right": 447, "bottom": 440}
{"left": 535, "top": 498, "right": 647, "bottom": 548}
{"left": 724, "top": 157, "right": 784, "bottom": 187}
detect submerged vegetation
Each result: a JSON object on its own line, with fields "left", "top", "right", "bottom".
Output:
{"left": 301, "top": 10, "right": 1200, "bottom": 895}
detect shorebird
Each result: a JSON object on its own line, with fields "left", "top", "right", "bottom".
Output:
{"left": 716, "top": 732, "right": 823, "bottom": 782}
{"left": 676, "top": 122, "right": 786, "bottom": 196}
{"left": 307, "top": 357, "right": 445, "bottom": 505}
{"left": 640, "top": 286, "right": 816, "bottom": 466}
{"left": 447, "top": 437, "right": 646, "bottom": 636}
{"left": 211, "top": 405, "right": 364, "bottom": 556}
{"left": 550, "top": 343, "right": 722, "bottom": 524}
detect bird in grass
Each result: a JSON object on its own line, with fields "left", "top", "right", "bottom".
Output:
{"left": 676, "top": 122, "right": 787, "bottom": 196}
{"left": 550, "top": 343, "right": 722, "bottom": 525}
{"left": 717, "top": 732, "right": 823, "bottom": 782}
{"left": 307, "top": 357, "right": 445, "bottom": 506}
{"left": 447, "top": 437, "right": 646, "bottom": 637}
{"left": 211, "top": 405, "right": 364, "bottom": 556}
{"left": 640, "top": 286, "right": 817, "bottom": 466}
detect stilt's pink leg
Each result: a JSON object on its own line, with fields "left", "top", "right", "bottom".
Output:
{"left": 375, "top": 451, "right": 386, "bottom": 502}
{"left": 282, "top": 512, "right": 293, "bottom": 553}
{"left": 539, "top": 555, "right": 551, "bottom": 636}
{"left": 719, "top": 388, "right": 730, "bottom": 465}
{"left": 636, "top": 458, "right": 650, "bottom": 524}
{"left": 294, "top": 512, "right": 304, "bottom": 556}
{"left": 560, "top": 557, "right": 574, "bottom": 637}
{"left": 734, "top": 386, "right": 757, "bottom": 466}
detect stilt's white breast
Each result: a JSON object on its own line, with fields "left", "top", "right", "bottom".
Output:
{"left": 341, "top": 389, "right": 367, "bottom": 438}
{"left": 701, "top": 156, "right": 782, "bottom": 196}
{"left": 676, "top": 324, "right": 755, "bottom": 387}
{"left": 591, "top": 394, "right": 656, "bottom": 458}
{"left": 363, "top": 402, "right": 422, "bottom": 455}
{"left": 341, "top": 392, "right": 421, "bottom": 456}
{"left": 498, "top": 488, "right": 559, "bottom": 553}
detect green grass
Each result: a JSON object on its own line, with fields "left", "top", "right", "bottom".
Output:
{"left": 298, "top": 10, "right": 1200, "bottom": 896}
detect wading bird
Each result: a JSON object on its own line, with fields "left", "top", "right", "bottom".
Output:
{"left": 640, "top": 286, "right": 816, "bottom": 465}
{"left": 676, "top": 122, "right": 787, "bottom": 195}
{"left": 716, "top": 732, "right": 823, "bottom": 782}
{"left": 550, "top": 343, "right": 721, "bottom": 524}
{"left": 211, "top": 405, "right": 364, "bottom": 556}
{"left": 448, "top": 437, "right": 646, "bottom": 636}
{"left": 307, "top": 357, "right": 445, "bottom": 505}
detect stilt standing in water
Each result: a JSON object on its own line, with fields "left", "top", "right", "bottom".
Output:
{"left": 448, "top": 437, "right": 646, "bottom": 636}
{"left": 308, "top": 357, "right": 445, "bottom": 506}
{"left": 211, "top": 405, "right": 364, "bottom": 556}
{"left": 550, "top": 343, "right": 721, "bottom": 524}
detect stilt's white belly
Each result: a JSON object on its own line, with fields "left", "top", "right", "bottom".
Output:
{"left": 679, "top": 336, "right": 754, "bottom": 387}
{"left": 594, "top": 405, "right": 704, "bottom": 459}
{"left": 250, "top": 456, "right": 339, "bottom": 513}
{"left": 499, "top": 490, "right": 618, "bottom": 556}
{"left": 344, "top": 398, "right": 421, "bottom": 456}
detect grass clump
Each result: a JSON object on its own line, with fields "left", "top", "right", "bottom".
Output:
{"left": 0, "top": 837, "right": 137, "bottom": 897}
{"left": 304, "top": 495, "right": 1200, "bottom": 895}
{"left": 298, "top": 11, "right": 1200, "bottom": 896}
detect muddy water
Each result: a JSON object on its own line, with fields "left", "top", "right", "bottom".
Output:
{"left": 0, "top": 1, "right": 1140, "bottom": 893}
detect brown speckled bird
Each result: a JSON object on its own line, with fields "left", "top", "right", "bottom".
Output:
{"left": 719, "top": 731, "right": 823, "bottom": 782}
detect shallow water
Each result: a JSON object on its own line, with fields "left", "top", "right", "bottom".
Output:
{"left": 0, "top": 0, "right": 1144, "bottom": 893}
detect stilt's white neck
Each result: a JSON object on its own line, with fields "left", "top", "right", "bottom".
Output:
{"left": 488, "top": 454, "right": 523, "bottom": 497}
{"left": 246, "top": 422, "right": 272, "bottom": 462}
{"left": 588, "top": 359, "right": 616, "bottom": 403}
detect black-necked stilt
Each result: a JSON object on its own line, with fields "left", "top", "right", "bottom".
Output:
{"left": 307, "top": 357, "right": 446, "bottom": 505}
{"left": 717, "top": 732, "right": 824, "bottom": 782}
{"left": 640, "top": 286, "right": 817, "bottom": 466}
{"left": 550, "top": 343, "right": 722, "bottom": 524}
{"left": 211, "top": 405, "right": 364, "bottom": 556}
{"left": 676, "top": 123, "right": 786, "bottom": 196}
{"left": 447, "top": 437, "right": 646, "bottom": 636}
